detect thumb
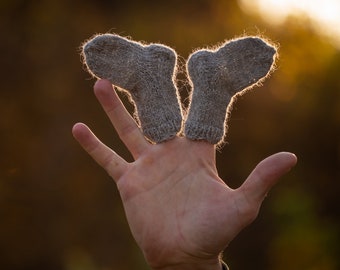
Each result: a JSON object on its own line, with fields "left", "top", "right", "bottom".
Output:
{"left": 239, "top": 152, "right": 297, "bottom": 204}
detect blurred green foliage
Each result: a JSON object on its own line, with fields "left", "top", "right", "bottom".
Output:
{"left": 0, "top": 0, "right": 339, "bottom": 269}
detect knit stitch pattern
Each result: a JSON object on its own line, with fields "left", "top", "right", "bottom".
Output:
{"left": 184, "top": 37, "right": 277, "bottom": 145}
{"left": 82, "top": 34, "right": 183, "bottom": 143}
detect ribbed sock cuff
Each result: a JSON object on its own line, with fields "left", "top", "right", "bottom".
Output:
{"left": 184, "top": 122, "right": 224, "bottom": 144}
{"left": 143, "top": 119, "right": 182, "bottom": 143}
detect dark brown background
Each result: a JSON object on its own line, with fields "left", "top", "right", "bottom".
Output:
{"left": 1, "top": 0, "right": 339, "bottom": 269}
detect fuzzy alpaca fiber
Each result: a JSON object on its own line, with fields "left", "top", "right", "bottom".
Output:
{"left": 82, "top": 33, "right": 277, "bottom": 145}
{"left": 184, "top": 37, "right": 277, "bottom": 144}
{"left": 82, "top": 34, "right": 183, "bottom": 143}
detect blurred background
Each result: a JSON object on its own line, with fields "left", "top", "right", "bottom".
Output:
{"left": 1, "top": 0, "right": 339, "bottom": 269}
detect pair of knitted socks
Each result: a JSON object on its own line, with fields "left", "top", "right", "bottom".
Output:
{"left": 82, "top": 34, "right": 277, "bottom": 145}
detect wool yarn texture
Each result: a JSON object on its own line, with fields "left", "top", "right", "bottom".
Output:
{"left": 82, "top": 34, "right": 183, "bottom": 143}
{"left": 184, "top": 37, "right": 277, "bottom": 145}
{"left": 82, "top": 34, "right": 277, "bottom": 146}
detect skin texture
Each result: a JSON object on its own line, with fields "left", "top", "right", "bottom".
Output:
{"left": 72, "top": 79, "right": 297, "bottom": 270}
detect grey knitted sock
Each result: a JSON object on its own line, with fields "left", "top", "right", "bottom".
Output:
{"left": 184, "top": 36, "right": 277, "bottom": 145}
{"left": 82, "top": 34, "right": 183, "bottom": 143}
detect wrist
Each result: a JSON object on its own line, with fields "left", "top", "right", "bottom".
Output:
{"left": 150, "top": 258, "right": 227, "bottom": 270}
{"left": 221, "top": 260, "right": 229, "bottom": 270}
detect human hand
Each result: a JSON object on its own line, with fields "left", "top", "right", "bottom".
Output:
{"left": 72, "top": 79, "right": 297, "bottom": 270}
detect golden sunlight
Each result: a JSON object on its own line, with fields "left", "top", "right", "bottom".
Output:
{"left": 238, "top": 0, "right": 340, "bottom": 48}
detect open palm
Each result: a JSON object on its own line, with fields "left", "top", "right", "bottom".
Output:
{"left": 73, "top": 79, "right": 297, "bottom": 270}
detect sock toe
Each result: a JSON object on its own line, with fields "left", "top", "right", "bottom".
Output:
{"left": 184, "top": 36, "right": 277, "bottom": 145}
{"left": 82, "top": 34, "right": 183, "bottom": 143}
